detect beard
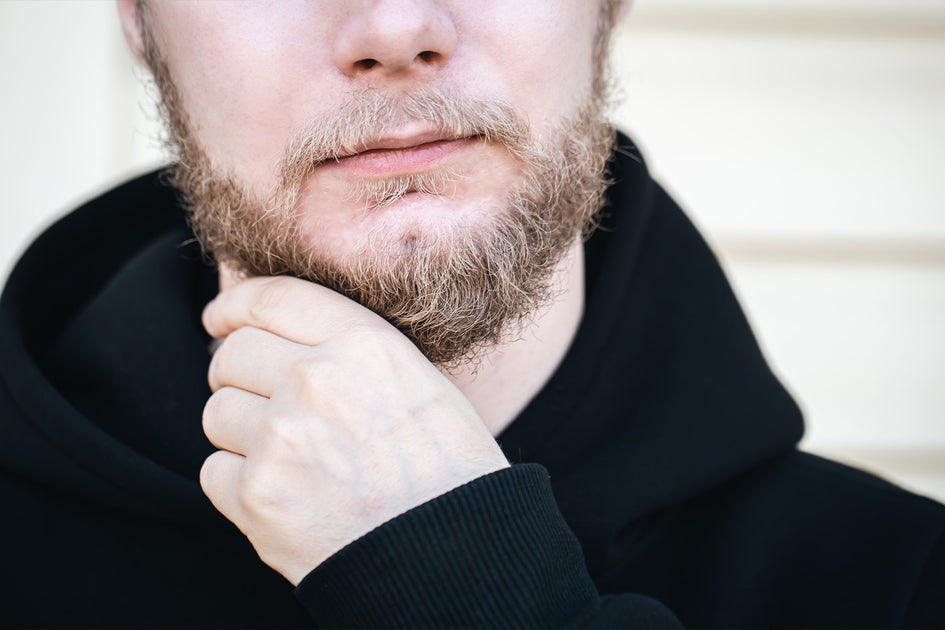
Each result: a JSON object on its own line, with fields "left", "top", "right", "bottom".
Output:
{"left": 142, "top": 34, "right": 615, "bottom": 367}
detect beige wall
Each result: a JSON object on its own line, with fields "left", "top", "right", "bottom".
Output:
{"left": 2, "top": 1, "right": 944, "bottom": 500}
{"left": 615, "top": 0, "right": 945, "bottom": 500}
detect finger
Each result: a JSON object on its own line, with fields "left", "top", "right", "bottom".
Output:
{"left": 203, "top": 386, "right": 269, "bottom": 456}
{"left": 200, "top": 449, "right": 245, "bottom": 522}
{"left": 202, "top": 275, "right": 383, "bottom": 343}
{"left": 208, "top": 325, "right": 306, "bottom": 395}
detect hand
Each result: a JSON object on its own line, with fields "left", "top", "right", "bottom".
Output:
{"left": 199, "top": 276, "right": 510, "bottom": 585}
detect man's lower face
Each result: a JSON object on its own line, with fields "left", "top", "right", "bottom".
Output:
{"left": 169, "top": 87, "right": 614, "bottom": 365}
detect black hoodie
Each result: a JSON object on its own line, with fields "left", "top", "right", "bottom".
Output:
{"left": 1, "top": 140, "right": 943, "bottom": 628}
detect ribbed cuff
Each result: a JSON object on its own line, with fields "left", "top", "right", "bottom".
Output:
{"left": 294, "top": 463, "right": 600, "bottom": 628}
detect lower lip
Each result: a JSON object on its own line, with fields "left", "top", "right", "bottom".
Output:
{"left": 328, "top": 138, "right": 476, "bottom": 177}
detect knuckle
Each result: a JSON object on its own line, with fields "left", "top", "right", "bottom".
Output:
{"left": 199, "top": 451, "right": 223, "bottom": 493}
{"left": 227, "top": 324, "right": 259, "bottom": 347}
{"left": 248, "top": 277, "right": 293, "bottom": 330}
{"left": 208, "top": 333, "right": 236, "bottom": 385}
{"left": 261, "top": 408, "right": 308, "bottom": 457}
{"left": 207, "top": 345, "right": 225, "bottom": 391}
{"left": 239, "top": 467, "right": 284, "bottom": 517}
{"left": 202, "top": 389, "right": 228, "bottom": 440}
{"left": 289, "top": 353, "right": 328, "bottom": 394}
{"left": 337, "top": 323, "right": 392, "bottom": 361}
{"left": 346, "top": 322, "right": 383, "bottom": 345}
{"left": 208, "top": 327, "right": 260, "bottom": 389}
{"left": 267, "top": 413, "right": 297, "bottom": 446}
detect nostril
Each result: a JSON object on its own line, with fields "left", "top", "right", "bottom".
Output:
{"left": 353, "top": 53, "right": 438, "bottom": 74}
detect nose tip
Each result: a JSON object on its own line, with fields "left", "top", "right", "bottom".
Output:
{"left": 334, "top": 1, "right": 457, "bottom": 78}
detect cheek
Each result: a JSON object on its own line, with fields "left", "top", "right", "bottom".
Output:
{"left": 456, "top": 4, "right": 599, "bottom": 132}
{"left": 153, "top": 4, "right": 338, "bottom": 194}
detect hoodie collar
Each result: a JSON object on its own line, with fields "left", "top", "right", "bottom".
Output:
{"left": 498, "top": 138, "right": 803, "bottom": 569}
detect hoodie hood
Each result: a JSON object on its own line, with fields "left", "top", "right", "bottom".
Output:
{"left": 0, "top": 137, "right": 803, "bottom": 542}
{"left": 0, "top": 173, "right": 222, "bottom": 528}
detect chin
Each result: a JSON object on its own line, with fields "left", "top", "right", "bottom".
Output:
{"left": 297, "top": 181, "right": 513, "bottom": 263}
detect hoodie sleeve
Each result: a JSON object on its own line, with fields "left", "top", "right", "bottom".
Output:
{"left": 293, "top": 463, "right": 682, "bottom": 628}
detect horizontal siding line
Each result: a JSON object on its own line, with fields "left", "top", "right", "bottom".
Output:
{"left": 620, "top": 10, "right": 945, "bottom": 40}
{"left": 714, "top": 238, "right": 945, "bottom": 267}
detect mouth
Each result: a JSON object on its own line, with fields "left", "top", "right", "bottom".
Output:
{"left": 326, "top": 130, "right": 480, "bottom": 177}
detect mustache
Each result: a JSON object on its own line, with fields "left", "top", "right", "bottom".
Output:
{"left": 277, "top": 87, "right": 531, "bottom": 189}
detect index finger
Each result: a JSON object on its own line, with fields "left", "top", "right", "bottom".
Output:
{"left": 202, "top": 275, "right": 386, "bottom": 344}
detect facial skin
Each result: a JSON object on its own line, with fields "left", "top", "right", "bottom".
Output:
{"left": 121, "top": 0, "right": 619, "bottom": 365}
{"left": 136, "top": 1, "right": 609, "bottom": 190}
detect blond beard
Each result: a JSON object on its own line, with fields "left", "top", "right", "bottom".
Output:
{"left": 141, "top": 26, "right": 615, "bottom": 367}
